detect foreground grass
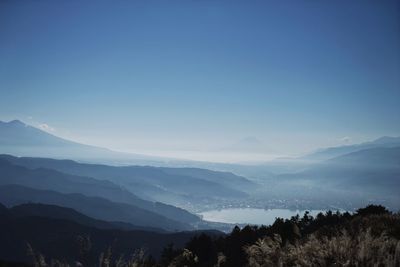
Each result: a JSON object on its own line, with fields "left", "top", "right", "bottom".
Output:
{"left": 246, "top": 217, "right": 400, "bottom": 266}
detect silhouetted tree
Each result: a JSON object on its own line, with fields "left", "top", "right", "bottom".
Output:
{"left": 186, "top": 233, "right": 217, "bottom": 266}
{"left": 356, "top": 204, "right": 390, "bottom": 216}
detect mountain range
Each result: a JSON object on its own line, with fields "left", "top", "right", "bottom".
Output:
{"left": 1, "top": 118, "right": 400, "bottom": 212}
{"left": 0, "top": 120, "right": 259, "bottom": 232}
{"left": 0, "top": 184, "right": 192, "bottom": 231}
{"left": 303, "top": 136, "right": 400, "bottom": 161}
{"left": 0, "top": 157, "right": 200, "bottom": 226}
{"left": 0, "top": 153, "right": 254, "bottom": 209}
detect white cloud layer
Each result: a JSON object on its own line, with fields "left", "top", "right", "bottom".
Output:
{"left": 38, "top": 123, "right": 55, "bottom": 132}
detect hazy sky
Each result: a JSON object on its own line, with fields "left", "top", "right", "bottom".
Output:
{"left": 1, "top": 0, "right": 399, "bottom": 162}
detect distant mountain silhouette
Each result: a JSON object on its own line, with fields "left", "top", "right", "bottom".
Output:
{"left": 0, "top": 120, "right": 162, "bottom": 164}
{"left": 0, "top": 156, "right": 200, "bottom": 224}
{"left": 303, "top": 136, "right": 400, "bottom": 161}
{"left": 0, "top": 154, "right": 254, "bottom": 207}
{"left": 326, "top": 146, "right": 400, "bottom": 167}
{"left": 0, "top": 184, "right": 192, "bottom": 231}
{"left": 277, "top": 146, "right": 400, "bottom": 209}
{"left": 0, "top": 202, "right": 222, "bottom": 265}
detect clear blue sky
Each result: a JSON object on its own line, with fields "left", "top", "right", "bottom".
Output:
{"left": 0, "top": 0, "right": 399, "bottom": 161}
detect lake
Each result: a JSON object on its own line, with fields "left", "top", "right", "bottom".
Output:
{"left": 199, "top": 208, "right": 325, "bottom": 225}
